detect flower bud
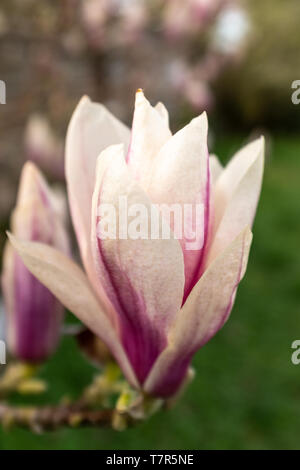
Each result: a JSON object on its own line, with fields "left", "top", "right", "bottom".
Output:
{"left": 1, "top": 162, "right": 70, "bottom": 362}
{"left": 24, "top": 114, "right": 64, "bottom": 180}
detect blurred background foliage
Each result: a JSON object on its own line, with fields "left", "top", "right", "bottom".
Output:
{"left": 215, "top": 0, "right": 300, "bottom": 130}
{"left": 0, "top": 0, "right": 300, "bottom": 449}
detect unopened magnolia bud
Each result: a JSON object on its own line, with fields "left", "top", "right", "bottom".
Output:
{"left": 2, "top": 162, "right": 70, "bottom": 363}
{"left": 24, "top": 114, "right": 64, "bottom": 180}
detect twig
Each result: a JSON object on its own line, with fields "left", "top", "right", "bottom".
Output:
{"left": 0, "top": 402, "right": 114, "bottom": 432}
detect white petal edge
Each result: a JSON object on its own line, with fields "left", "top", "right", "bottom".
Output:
{"left": 209, "top": 154, "right": 223, "bottom": 186}
{"left": 65, "top": 96, "right": 130, "bottom": 313}
{"left": 127, "top": 90, "right": 172, "bottom": 187}
{"left": 207, "top": 138, "right": 264, "bottom": 265}
{"left": 212, "top": 137, "right": 264, "bottom": 237}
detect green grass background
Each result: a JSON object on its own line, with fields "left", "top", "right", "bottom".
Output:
{"left": 0, "top": 134, "right": 299, "bottom": 449}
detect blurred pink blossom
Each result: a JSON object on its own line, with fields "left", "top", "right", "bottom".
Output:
{"left": 24, "top": 115, "right": 65, "bottom": 181}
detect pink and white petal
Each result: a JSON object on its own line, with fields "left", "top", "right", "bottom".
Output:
{"left": 11, "top": 163, "right": 70, "bottom": 258}
{"left": 7, "top": 251, "right": 64, "bottom": 362}
{"left": 212, "top": 137, "right": 264, "bottom": 235}
{"left": 207, "top": 138, "right": 264, "bottom": 266}
{"left": 15, "top": 163, "right": 69, "bottom": 253}
{"left": 154, "top": 102, "right": 170, "bottom": 127}
{"left": 144, "top": 227, "right": 252, "bottom": 398}
{"left": 16, "top": 161, "right": 50, "bottom": 207}
{"left": 147, "top": 113, "right": 210, "bottom": 303}
{"left": 1, "top": 242, "right": 15, "bottom": 350}
{"left": 7, "top": 234, "right": 138, "bottom": 389}
{"left": 209, "top": 154, "right": 223, "bottom": 186}
{"left": 12, "top": 197, "right": 70, "bottom": 264}
{"left": 91, "top": 144, "right": 185, "bottom": 383}
{"left": 65, "top": 96, "right": 130, "bottom": 298}
{"left": 207, "top": 155, "right": 223, "bottom": 259}
{"left": 127, "top": 90, "right": 172, "bottom": 187}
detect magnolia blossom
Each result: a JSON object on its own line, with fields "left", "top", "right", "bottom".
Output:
{"left": 163, "top": 0, "right": 226, "bottom": 38}
{"left": 9, "top": 91, "right": 264, "bottom": 397}
{"left": 2, "top": 162, "right": 69, "bottom": 362}
{"left": 81, "top": 0, "right": 148, "bottom": 48}
{"left": 213, "top": 4, "right": 250, "bottom": 55}
{"left": 24, "top": 115, "right": 65, "bottom": 181}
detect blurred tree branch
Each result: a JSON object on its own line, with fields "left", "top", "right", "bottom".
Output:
{"left": 0, "top": 402, "right": 114, "bottom": 432}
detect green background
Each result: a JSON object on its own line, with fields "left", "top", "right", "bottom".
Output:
{"left": 1, "top": 135, "right": 299, "bottom": 450}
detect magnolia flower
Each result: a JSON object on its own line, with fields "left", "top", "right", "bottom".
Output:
{"left": 80, "top": 0, "right": 111, "bottom": 48}
{"left": 213, "top": 4, "right": 250, "bottom": 55}
{"left": 24, "top": 115, "right": 65, "bottom": 181}
{"left": 2, "top": 162, "right": 70, "bottom": 362}
{"left": 163, "top": 0, "right": 225, "bottom": 39}
{"left": 9, "top": 91, "right": 264, "bottom": 397}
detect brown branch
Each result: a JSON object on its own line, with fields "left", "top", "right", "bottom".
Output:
{"left": 0, "top": 403, "right": 114, "bottom": 432}
{"left": 0, "top": 363, "right": 133, "bottom": 432}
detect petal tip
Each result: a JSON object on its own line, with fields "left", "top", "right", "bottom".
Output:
{"left": 79, "top": 95, "right": 91, "bottom": 106}
{"left": 72, "top": 95, "right": 93, "bottom": 121}
{"left": 6, "top": 231, "right": 17, "bottom": 250}
{"left": 135, "top": 88, "right": 147, "bottom": 106}
{"left": 191, "top": 111, "right": 208, "bottom": 131}
{"left": 20, "top": 160, "right": 42, "bottom": 182}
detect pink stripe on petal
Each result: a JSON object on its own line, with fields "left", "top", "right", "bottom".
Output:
{"left": 13, "top": 255, "right": 63, "bottom": 362}
{"left": 182, "top": 151, "right": 211, "bottom": 304}
{"left": 91, "top": 145, "right": 185, "bottom": 384}
{"left": 144, "top": 227, "right": 252, "bottom": 398}
{"left": 146, "top": 113, "right": 210, "bottom": 304}
{"left": 96, "top": 226, "right": 168, "bottom": 382}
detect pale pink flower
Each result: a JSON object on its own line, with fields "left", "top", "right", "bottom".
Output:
{"left": 24, "top": 115, "right": 64, "bottom": 180}
{"left": 163, "top": 0, "right": 226, "bottom": 38}
{"left": 9, "top": 91, "right": 264, "bottom": 396}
